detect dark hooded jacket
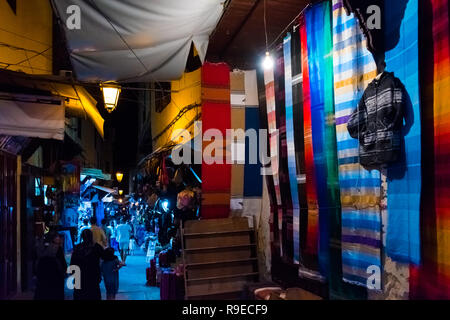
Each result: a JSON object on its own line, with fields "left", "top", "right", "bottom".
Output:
{"left": 347, "top": 72, "right": 405, "bottom": 166}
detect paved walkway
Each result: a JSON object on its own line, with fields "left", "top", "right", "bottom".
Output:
{"left": 64, "top": 248, "right": 160, "bottom": 300}
{"left": 110, "top": 250, "right": 160, "bottom": 300}
{"left": 13, "top": 248, "right": 160, "bottom": 300}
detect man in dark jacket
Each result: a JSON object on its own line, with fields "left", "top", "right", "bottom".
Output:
{"left": 34, "top": 232, "right": 67, "bottom": 300}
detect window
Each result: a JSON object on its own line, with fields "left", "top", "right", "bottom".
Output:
{"left": 155, "top": 82, "right": 171, "bottom": 113}
{"left": 34, "top": 177, "right": 41, "bottom": 196}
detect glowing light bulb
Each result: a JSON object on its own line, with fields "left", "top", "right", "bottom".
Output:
{"left": 161, "top": 200, "right": 170, "bottom": 213}
{"left": 262, "top": 51, "right": 274, "bottom": 70}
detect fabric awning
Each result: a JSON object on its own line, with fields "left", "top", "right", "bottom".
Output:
{"left": 81, "top": 167, "right": 111, "bottom": 180}
{"left": 51, "top": 0, "right": 224, "bottom": 82}
{"left": 0, "top": 69, "right": 105, "bottom": 137}
{"left": 93, "top": 185, "right": 117, "bottom": 195}
{"left": 0, "top": 92, "right": 65, "bottom": 140}
{"left": 0, "top": 134, "right": 32, "bottom": 154}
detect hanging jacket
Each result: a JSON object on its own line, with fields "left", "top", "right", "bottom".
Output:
{"left": 347, "top": 72, "right": 405, "bottom": 166}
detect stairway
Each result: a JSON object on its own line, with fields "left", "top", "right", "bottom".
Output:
{"left": 181, "top": 217, "right": 259, "bottom": 300}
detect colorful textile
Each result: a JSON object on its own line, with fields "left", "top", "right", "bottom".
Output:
{"left": 274, "top": 45, "right": 292, "bottom": 261}
{"left": 300, "top": 16, "right": 319, "bottom": 258}
{"left": 201, "top": 62, "right": 231, "bottom": 219}
{"left": 284, "top": 33, "right": 301, "bottom": 264}
{"left": 243, "top": 70, "right": 263, "bottom": 218}
{"left": 332, "top": 0, "right": 381, "bottom": 287}
{"left": 305, "top": 1, "right": 335, "bottom": 278}
{"left": 290, "top": 26, "right": 310, "bottom": 260}
{"left": 411, "top": 0, "right": 450, "bottom": 299}
{"left": 264, "top": 60, "right": 283, "bottom": 257}
{"left": 385, "top": 0, "right": 421, "bottom": 266}
{"left": 230, "top": 70, "right": 246, "bottom": 216}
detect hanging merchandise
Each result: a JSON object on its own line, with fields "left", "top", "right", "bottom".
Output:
{"left": 411, "top": 0, "right": 450, "bottom": 300}
{"left": 384, "top": 0, "right": 421, "bottom": 266}
{"left": 263, "top": 51, "right": 283, "bottom": 258}
{"left": 274, "top": 44, "right": 293, "bottom": 261}
{"left": 230, "top": 70, "right": 246, "bottom": 216}
{"left": 201, "top": 62, "right": 232, "bottom": 219}
{"left": 347, "top": 72, "right": 405, "bottom": 167}
{"left": 159, "top": 156, "right": 170, "bottom": 188}
{"left": 283, "top": 33, "right": 301, "bottom": 265}
{"left": 172, "top": 167, "right": 184, "bottom": 186}
{"left": 300, "top": 16, "right": 319, "bottom": 260}
{"left": 332, "top": 0, "right": 382, "bottom": 289}
{"left": 242, "top": 70, "right": 263, "bottom": 221}
{"left": 291, "top": 23, "right": 320, "bottom": 280}
{"left": 305, "top": 1, "right": 337, "bottom": 279}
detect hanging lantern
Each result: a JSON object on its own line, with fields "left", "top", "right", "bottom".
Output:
{"left": 262, "top": 51, "right": 274, "bottom": 70}
{"left": 100, "top": 82, "right": 121, "bottom": 113}
{"left": 116, "top": 172, "right": 124, "bottom": 183}
{"left": 119, "top": 189, "right": 124, "bottom": 196}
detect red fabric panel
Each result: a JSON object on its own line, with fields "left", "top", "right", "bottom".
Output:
{"left": 300, "top": 17, "right": 319, "bottom": 255}
{"left": 411, "top": 0, "right": 450, "bottom": 299}
{"left": 201, "top": 62, "right": 231, "bottom": 219}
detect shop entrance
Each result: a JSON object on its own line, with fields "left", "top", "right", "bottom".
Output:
{"left": 0, "top": 151, "right": 17, "bottom": 299}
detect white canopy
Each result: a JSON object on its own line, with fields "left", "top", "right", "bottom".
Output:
{"left": 0, "top": 93, "right": 65, "bottom": 140}
{"left": 51, "top": 0, "right": 224, "bottom": 82}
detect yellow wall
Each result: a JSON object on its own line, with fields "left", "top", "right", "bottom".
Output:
{"left": 151, "top": 68, "right": 202, "bottom": 149}
{"left": 0, "top": 0, "right": 53, "bottom": 74}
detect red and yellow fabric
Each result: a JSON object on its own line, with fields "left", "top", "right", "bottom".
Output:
{"left": 201, "top": 62, "right": 232, "bottom": 219}
{"left": 230, "top": 70, "right": 246, "bottom": 216}
{"left": 300, "top": 16, "right": 319, "bottom": 256}
{"left": 411, "top": 0, "right": 450, "bottom": 299}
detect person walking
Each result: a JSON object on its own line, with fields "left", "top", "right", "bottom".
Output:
{"left": 101, "top": 218, "right": 113, "bottom": 247}
{"left": 77, "top": 219, "right": 90, "bottom": 244}
{"left": 115, "top": 218, "right": 132, "bottom": 264}
{"left": 34, "top": 232, "right": 67, "bottom": 300}
{"left": 90, "top": 216, "right": 107, "bottom": 248}
{"left": 101, "top": 247, "right": 125, "bottom": 300}
{"left": 70, "top": 229, "right": 105, "bottom": 300}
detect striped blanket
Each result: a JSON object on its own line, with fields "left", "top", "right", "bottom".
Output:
{"left": 305, "top": 1, "right": 336, "bottom": 278}
{"left": 411, "top": 0, "right": 450, "bottom": 299}
{"left": 201, "top": 62, "right": 231, "bottom": 219}
{"left": 331, "top": 0, "right": 381, "bottom": 287}
{"left": 243, "top": 70, "right": 263, "bottom": 221}
{"left": 284, "top": 33, "right": 301, "bottom": 264}
{"left": 300, "top": 15, "right": 319, "bottom": 259}
{"left": 264, "top": 58, "right": 283, "bottom": 257}
{"left": 385, "top": 0, "right": 421, "bottom": 266}
{"left": 230, "top": 70, "right": 246, "bottom": 217}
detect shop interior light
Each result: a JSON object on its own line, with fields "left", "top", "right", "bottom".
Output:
{"left": 161, "top": 199, "right": 170, "bottom": 213}
{"left": 100, "top": 82, "right": 121, "bottom": 113}
{"left": 262, "top": 51, "right": 274, "bottom": 70}
{"left": 116, "top": 172, "right": 123, "bottom": 183}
